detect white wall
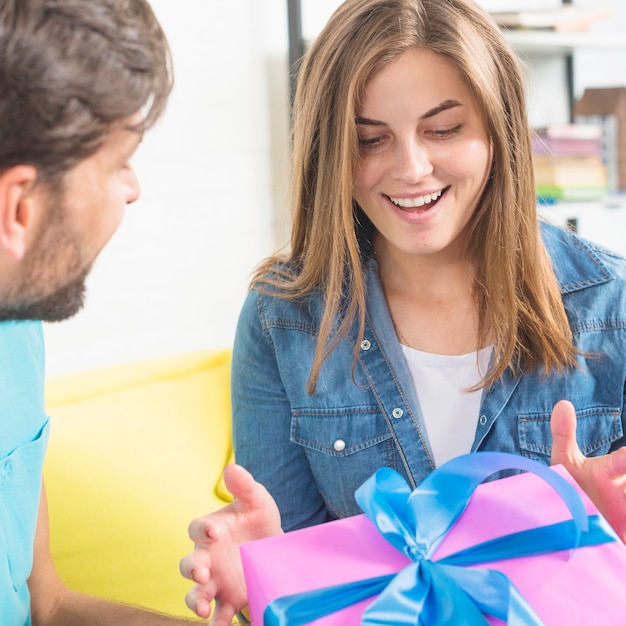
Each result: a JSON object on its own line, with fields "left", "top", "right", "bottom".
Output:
{"left": 43, "top": 0, "right": 626, "bottom": 375}
{"left": 43, "top": 0, "right": 291, "bottom": 375}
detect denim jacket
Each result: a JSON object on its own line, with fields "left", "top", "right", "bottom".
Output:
{"left": 232, "top": 222, "right": 626, "bottom": 531}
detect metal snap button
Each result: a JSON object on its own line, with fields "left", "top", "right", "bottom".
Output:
{"left": 392, "top": 408, "right": 403, "bottom": 419}
{"left": 360, "top": 339, "right": 371, "bottom": 351}
{"left": 333, "top": 439, "right": 346, "bottom": 452}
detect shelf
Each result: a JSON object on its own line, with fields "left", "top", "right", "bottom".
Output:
{"left": 504, "top": 30, "right": 626, "bottom": 54}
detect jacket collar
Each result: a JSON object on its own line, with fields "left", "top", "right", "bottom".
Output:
{"left": 540, "top": 221, "right": 614, "bottom": 295}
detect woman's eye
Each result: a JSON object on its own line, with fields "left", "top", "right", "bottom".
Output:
{"left": 429, "top": 124, "right": 462, "bottom": 138}
{"left": 358, "top": 136, "right": 384, "bottom": 150}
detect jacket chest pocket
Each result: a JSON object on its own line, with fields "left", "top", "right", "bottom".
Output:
{"left": 291, "top": 407, "right": 399, "bottom": 518}
{"left": 518, "top": 406, "right": 622, "bottom": 463}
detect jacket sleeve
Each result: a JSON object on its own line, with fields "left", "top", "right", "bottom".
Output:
{"left": 231, "top": 288, "right": 331, "bottom": 531}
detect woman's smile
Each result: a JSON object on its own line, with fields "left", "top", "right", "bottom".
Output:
{"left": 385, "top": 187, "right": 446, "bottom": 210}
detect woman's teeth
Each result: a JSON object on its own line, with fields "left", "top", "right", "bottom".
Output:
{"left": 388, "top": 189, "right": 443, "bottom": 208}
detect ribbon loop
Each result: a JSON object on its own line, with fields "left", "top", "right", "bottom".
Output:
{"left": 356, "top": 452, "right": 588, "bottom": 555}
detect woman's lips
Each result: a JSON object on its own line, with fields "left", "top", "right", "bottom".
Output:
{"left": 385, "top": 187, "right": 447, "bottom": 212}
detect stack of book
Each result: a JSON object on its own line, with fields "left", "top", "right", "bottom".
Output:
{"left": 532, "top": 124, "right": 609, "bottom": 203}
{"left": 574, "top": 87, "right": 626, "bottom": 193}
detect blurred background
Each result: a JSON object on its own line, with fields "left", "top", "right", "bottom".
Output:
{"left": 43, "top": 0, "right": 626, "bottom": 375}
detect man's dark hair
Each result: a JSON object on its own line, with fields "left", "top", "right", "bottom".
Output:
{"left": 0, "top": 0, "right": 173, "bottom": 183}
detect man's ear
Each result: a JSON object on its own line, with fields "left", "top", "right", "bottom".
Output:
{"left": 0, "top": 165, "right": 39, "bottom": 260}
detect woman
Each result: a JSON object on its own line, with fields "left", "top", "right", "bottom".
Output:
{"left": 182, "top": 0, "right": 626, "bottom": 620}
{"left": 232, "top": 0, "right": 626, "bottom": 528}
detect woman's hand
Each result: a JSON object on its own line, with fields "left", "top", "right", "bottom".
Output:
{"left": 180, "top": 464, "right": 282, "bottom": 624}
{"left": 550, "top": 399, "right": 626, "bottom": 542}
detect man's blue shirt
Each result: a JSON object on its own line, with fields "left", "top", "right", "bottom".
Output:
{"left": 0, "top": 321, "right": 49, "bottom": 625}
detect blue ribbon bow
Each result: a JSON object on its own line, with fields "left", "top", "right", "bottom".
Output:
{"left": 264, "top": 452, "right": 617, "bottom": 626}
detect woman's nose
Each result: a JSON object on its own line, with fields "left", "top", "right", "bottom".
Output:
{"left": 392, "top": 139, "right": 433, "bottom": 183}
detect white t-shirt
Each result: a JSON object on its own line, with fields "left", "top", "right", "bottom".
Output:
{"left": 401, "top": 344, "right": 493, "bottom": 467}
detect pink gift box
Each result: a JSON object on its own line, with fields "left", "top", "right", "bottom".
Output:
{"left": 241, "top": 465, "right": 626, "bottom": 625}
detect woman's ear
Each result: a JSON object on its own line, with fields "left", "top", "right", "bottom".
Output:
{"left": 0, "top": 165, "right": 39, "bottom": 260}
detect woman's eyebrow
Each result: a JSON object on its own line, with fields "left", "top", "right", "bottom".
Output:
{"left": 356, "top": 99, "right": 463, "bottom": 126}
{"left": 355, "top": 116, "right": 385, "bottom": 126}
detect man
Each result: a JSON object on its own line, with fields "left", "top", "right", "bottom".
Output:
{"left": 0, "top": 1, "right": 200, "bottom": 623}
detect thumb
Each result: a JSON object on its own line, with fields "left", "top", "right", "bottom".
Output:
{"left": 223, "top": 464, "right": 282, "bottom": 534}
{"left": 604, "top": 446, "right": 626, "bottom": 479}
{"left": 550, "top": 400, "right": 584, "bottom": 468}
{"left": 222, "top": 464, "right": 258, "bottom": 502}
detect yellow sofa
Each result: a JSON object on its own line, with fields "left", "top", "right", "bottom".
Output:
{"left": 43, "top": 349, "right": 234, "bottom": 619}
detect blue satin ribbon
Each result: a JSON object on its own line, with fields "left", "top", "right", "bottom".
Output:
{"left": 264, "top": 452, "right": 617, "bottom": 626}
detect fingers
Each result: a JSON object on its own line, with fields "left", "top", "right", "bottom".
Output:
{"left": 187, "top": 515, "right": 220, "bottom": 543}
{"left": 184, "top": 584, "right": 215, "bottom": 620}
{"left": 179, "top": 552, "right": 209, "bottom": 583}
{"left": 210, "top": 602, "right": 239, "bottom": 626}
{"left": 183, "top": 582, "right": 239, "bottom": 626}
{"left": 550, "top": 399, "right": 584, "bottom": 468}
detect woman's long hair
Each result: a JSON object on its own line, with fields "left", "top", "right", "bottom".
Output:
{"left": 254, "top": 0, "right": 577, "bottom": 393}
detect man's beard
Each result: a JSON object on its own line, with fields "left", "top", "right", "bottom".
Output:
{"left": 0, "top": 184, "right": 93, "bottom": 322}
{"left": 0, "top": 269, "right": 89, "bottom": 322}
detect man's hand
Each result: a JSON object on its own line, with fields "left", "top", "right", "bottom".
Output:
{"left": 550, "top": 399, "right": 626, "bottom": 542}
{"left": 180, "top": 464, "right": 281, "bottom": 625}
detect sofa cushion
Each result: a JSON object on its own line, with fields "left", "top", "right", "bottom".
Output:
{"left": 44, "top": 349, "right": 233, "bottom": 617}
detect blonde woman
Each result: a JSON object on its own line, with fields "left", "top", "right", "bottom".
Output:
{"left": 182, "top": 0, "right": 626, "bottom": 621}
